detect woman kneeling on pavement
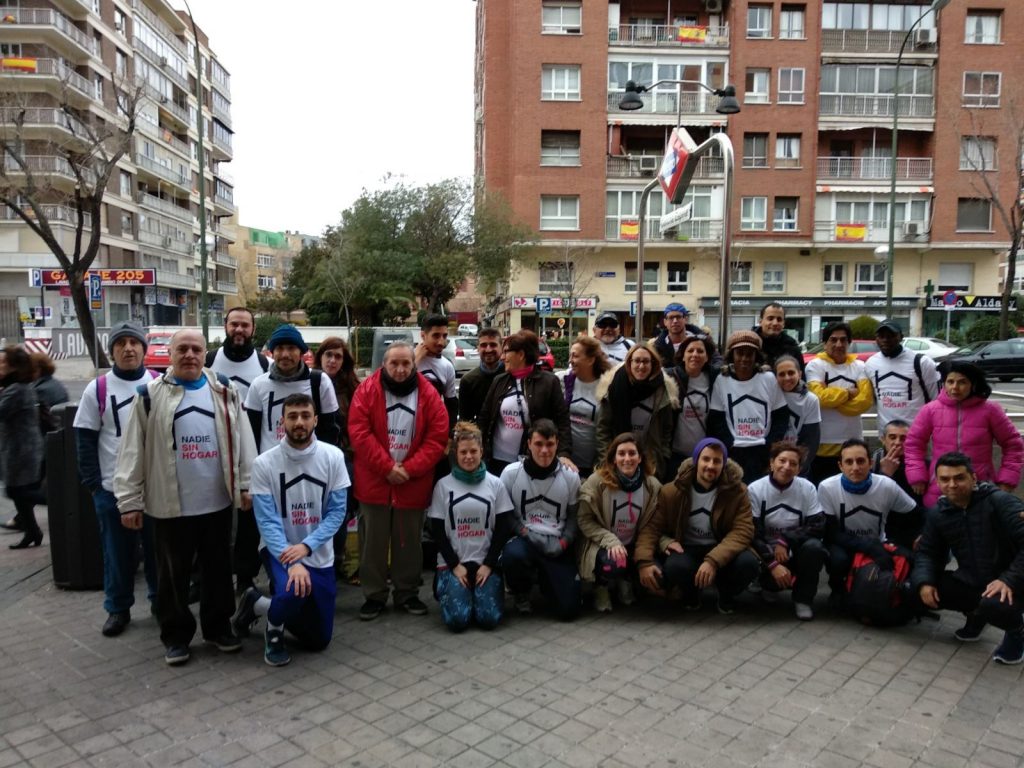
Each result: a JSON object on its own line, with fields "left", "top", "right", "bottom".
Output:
{"left": 577, "top": 433, "right": 661, "bottom": 612}
{"left": 427, "top": 423, "right": 515, "bottom": 632}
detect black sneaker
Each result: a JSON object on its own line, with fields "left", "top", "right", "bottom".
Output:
{"left": 264, "top": 627, "right": 291, "bottom": 667}
{"left": 164, "top": 645, "right": 190, "bottom": 666}
{"left": 954, "top": 615, "right": 986, "bottom": 642}
{"left": 992, "top": 628, "right": 1024, "bottom": 665}
{"left": 231, "top": 586, "right": 261, "bottom": 638}
{"left": 717, "top": 595, "right": 736, "bottom": 615}
{"left": 101, "top": 611, "right": 130, "bottom": 637}
{"left": 401, "top": 596, "right": 428, "bottom": 616}
{"left": 359, "top": 599, "right": 386, "bottom": 621}
{"left": 205, "top": 633, "right": 242, "bottom": 653}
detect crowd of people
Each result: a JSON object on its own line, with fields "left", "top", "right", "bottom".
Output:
{"left": 2, "top": 301, "right": 1023, "bottom": 670}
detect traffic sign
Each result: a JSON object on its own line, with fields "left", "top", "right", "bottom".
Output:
{"left": 89, "top": 273, "right": 103, "bottom": 310}
{"left": 630, "top": 301, "right": 637, "bottom": 317}
{"left": 535, "top": 296, "right": 552, "bottom": 315}
{"left": 556, "top": 318, "right": 566, "bottom": 329}
{"left": 942, "top": 290, "right": 958, "bottom": 306}
{"left": 659, "top": 202, "right": 693, "bottom": 233}
{"left": 659, "top": 127, "right": 698, "bottom": 204}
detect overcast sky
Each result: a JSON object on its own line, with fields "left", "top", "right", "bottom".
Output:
{"left": 179, "top": 1, "right": 477, "bottom": 237}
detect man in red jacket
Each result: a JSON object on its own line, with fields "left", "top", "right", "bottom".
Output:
{"left": 348, "top": 341, "right": 449, "bottom": 620}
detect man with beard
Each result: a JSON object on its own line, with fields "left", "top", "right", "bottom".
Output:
{"left": 416, "top": 313, "right": 458, "bottom": 430}
{"left": 651, "top": 303, "right": 705, "bottom": 369}
{"left": 206, "top": 307, "right": 268, "bottom": 401}
{"left": 754, "top": 303, "right": 803, "bottom": 368}
{"left": 232, "top": 394, "right": 349, "bottom": 666}
{"left": 458, "top": 328, "right": 503, "bottom": 424}
{"left": 594, "top": 312, "right": 633, "bottom": 364}
{"left": 865, "top": 319, "right": 939, "bottom": 432}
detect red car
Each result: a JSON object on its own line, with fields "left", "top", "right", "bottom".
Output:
{"left": 537, "top": 340, "right": 556, "bottom": 371}
{"left": 802, "top": 339, "right": 878, "bottom": 365}
{"left": 263, "top": 346, "right": 315, "bottom": 368}
{"left": 143, "top": 332, "right": 173, "bottom": 371}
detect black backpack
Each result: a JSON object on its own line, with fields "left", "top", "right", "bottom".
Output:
{"left": 845, "top": 544, "right": 915, "bottom": 627}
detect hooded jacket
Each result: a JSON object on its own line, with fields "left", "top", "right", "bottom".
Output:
{"left": 904, "top": 391, "right": 1024, "bottom": 507}
{"left": 634, "top": 457, "right": 753, "bottom": 569}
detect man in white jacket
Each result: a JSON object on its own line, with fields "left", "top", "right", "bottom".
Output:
{"left": 115, "top": 329, "right": 256, "bottom": 667}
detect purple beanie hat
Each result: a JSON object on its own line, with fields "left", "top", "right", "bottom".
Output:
{"left": 692, "top": 437, "right": 728, "bottom": 464}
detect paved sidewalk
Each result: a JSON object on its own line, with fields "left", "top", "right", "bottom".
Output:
{"left": 0, "top": 497, "right": 1021, "bottom": 768}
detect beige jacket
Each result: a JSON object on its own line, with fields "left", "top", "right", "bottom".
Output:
{"left": 114, "top": 369, "right": 256, "bottom": 518}
{"left": 576, "top": 471, "right": 661, "bottom": 582}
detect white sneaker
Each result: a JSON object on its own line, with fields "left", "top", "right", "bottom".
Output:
{"left": 594, "top": 586, "right": 612, "bottom": 613}
{"left": 616, "top": 580, "right": 636, "bottom": 607}
{"left": 794, "top": 602, "right": 814, "bottom": 621}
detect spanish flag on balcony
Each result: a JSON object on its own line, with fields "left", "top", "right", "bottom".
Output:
{"left": 620, "top": 220, "right": 639, "bottom": 240}
{"left": 1, "top": 57, "right": 38, "bottom": 72}
{"left": 836, "top": 222, "right": 867, "bottom": 242}
{"left": 677, "top": 26, "right": 707, "bottom": 43}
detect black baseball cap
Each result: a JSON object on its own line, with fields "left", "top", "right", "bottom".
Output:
{"left": 595, "top": 312, "right": 619, "bottom": 328}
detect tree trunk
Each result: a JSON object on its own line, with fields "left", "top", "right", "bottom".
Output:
{"left": 1000, "top": 239, "right": 1019, "bottom": 340}
{"left": 68, "top": 269, "right": 109, "bottom": 368}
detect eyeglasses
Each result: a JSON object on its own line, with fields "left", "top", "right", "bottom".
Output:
{"left": 665, "top": 314, "right": 686, "bottom": 322}
{"left": 631, "top": 358, "right": 653, "bottom": 367}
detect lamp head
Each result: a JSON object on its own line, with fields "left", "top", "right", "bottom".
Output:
{"left": 714, "top": 85, "right": 741, "bottom": 115}
{"left": 618, "top": 80, "right": 646, "bottom": 111}
{"left": 931, "top": 0, "right": 951, "bottom": 10}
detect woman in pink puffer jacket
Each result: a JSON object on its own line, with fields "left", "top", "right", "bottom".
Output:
{"left": 905, "top": 361, "right": 1023, "bottom": 507}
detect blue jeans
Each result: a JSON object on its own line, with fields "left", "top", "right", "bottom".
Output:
{"left": 435, "top": 565, "right": 504, "bottom": 632}
{"left": 262, "top": 549, "right": 336, "bottom": 651}
{"left": 93, "top": 489, "right": 157, "bottom": 614}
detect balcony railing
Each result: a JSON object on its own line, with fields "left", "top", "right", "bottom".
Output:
{"left": 132, "top": 35, "right": 188, "bottom": 89}
{"left": 210, "top": 132, "right": 233, "bottom": 156}
{"left": 130, "top": 0, "right": 187, "bottom": 57}
{"left": 214, "top": 250, "right": 236, "bottom": 268}
{"left": 216, "top": 280, "right": 237, "bottom": 293}
{"left": 137, "top": 117, "right": 190, "bottom": 158}
{"left": 137, "top": 192, "right": 191, "bottom": 222}
{"left": 158, "top": 96, "right": 191, "bottom": 126}
{"left": 134, "top": 152, "right": 189, "bottom": 185}
{"left": 154, "top": 269, "right": 192, "bottom": 289}
{"left": 819, "top": 93, "right": 935, "bottom": 118}
{"left": 607, "top": 155, "right": 724, "bottom": 179}
{"left": 814, "top": 219, "right": 929, "bottom": 243}
{"left": 211, "top": 102, "right": 232, "bottom": 126}
{"left": 606, "top": 90, "right": 728, "bottom": 116}
{"left": 0, "top": 204, "right": 91, "bottom": 228}
{"left": 821, "top": 28, "right": 936, "bottom": 54}
{"left": 606, "top": 217, "right": 723, "bottom": 242}
{"left": 1, "top": 58, "right": 93, "bottom": 99}
{"left": 609, "top": 23, "right": 729, "bottom": 48}
{"left": 816, "top": 156, "right": 933, "bottom": 181}
{"left": 0, "top": 7, "right": 98, "bottom": 56}
{"left": 0, "top": 106, "right": 89, "bottom": 136}
{"left": 1, "top": 154, "right": 97, "bottom": 185}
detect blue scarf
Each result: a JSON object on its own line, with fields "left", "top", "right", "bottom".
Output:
{"left": 840, "top": 474, "right": 873, "bottom": 494}
{"left": 173, "top": 375, "right": 207, "bottom": 391}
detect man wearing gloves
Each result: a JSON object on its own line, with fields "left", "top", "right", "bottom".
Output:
{"left": 232, "top": 394, "right": 349, "bottom": 666}
{"left": 74, "top": 321, "right": 159, "bottom": 637}
{"left": 500, "top": 419, "right": 582, "bottom": 620}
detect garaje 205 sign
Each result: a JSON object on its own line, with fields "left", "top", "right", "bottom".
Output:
{"left": 29, "top": 268, "right": 157, "bottom": 287}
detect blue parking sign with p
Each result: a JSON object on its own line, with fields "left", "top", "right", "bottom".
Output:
{"left": 536, "top": 296, "right": 552, "bottom": 315}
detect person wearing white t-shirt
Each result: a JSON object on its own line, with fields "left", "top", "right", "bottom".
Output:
{"left": 74, "top": 321, "right": 159, "bottom": 638}
{"left": 864, "top": 318, "right": 939, "bottom": 432}
{"left": 427, "top": 423, "right": 515, "bottom": 632}
{"left": 416, "top": 313, "right": 458, "bottom": 430}
{"left": 233, "top": 393, "right": 349, "bottom": 666}
{"left": 818, "top": 439, "right": 917, "bottom": 606}
{"left": 594, "top": 312, "right": 633, "bottom": 364}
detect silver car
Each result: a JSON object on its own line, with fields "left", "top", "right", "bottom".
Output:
{"left": 441, "top": 336, "right": 480, "bottom": 375}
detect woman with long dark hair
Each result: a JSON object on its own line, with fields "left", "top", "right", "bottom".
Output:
{"left": 0, "top": 346, "right": 45, "bottom": 548}
{"left": 563, "top": 336, "right": 611, "bottom": 477}
{"left": 665, "top": 335, "right": 719, "bottom": 479}
{"left": 774, "top": 354, "right": 820, "bottom": 479}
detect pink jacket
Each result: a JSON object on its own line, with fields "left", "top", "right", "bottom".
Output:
{"left": 904, "top": 390, "right": 1023, "bottom": 506}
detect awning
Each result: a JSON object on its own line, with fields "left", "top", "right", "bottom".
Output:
{"left": 816, "top": 184, "right": 934, "bottom": 194}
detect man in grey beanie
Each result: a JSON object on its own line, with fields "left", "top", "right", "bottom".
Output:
{"left": 74, "top": 321, "right": 160, "bottom": 637}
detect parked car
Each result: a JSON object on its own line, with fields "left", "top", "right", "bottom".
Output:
{"left": 457, "top": 323, "right": 479, "bottom": 337}
{"left": 802, "top": 339, "right": 878, "bottom": 364}
{"left": 936, "top": 338, "right": 1024, "bottom": 382}
{"left": 902, "top": 336, "right": 959, "bottom": 359}
{"left": 143, "top": 332, "right": 173, "bottom": 371}
{"left": 537, "top": 339, "right": 556, "bottom": 371}
{"left": 443, "top": 336, "right": 480, "bottom": 376}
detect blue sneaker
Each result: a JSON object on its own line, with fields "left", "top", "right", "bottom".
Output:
{"left": 992, "top": 628, "right": 1024, "bottom": 665}
{"left": 164, "top": 645, "right": 190, "bottom": 666}
{"left": 264, "top": 627, "right": 290, "bottom": 667}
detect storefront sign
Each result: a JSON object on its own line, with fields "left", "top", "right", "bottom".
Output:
{"left": 28, "top": 268, "right": 157, "bottom": 287}
{"left": 52, "top": 327, "right": 112, "bottom": 358}
{"left": 510, "top": 296, "right": 598, "bottom": 310}
{"left": 699, "top": 296, "right": 917, "bottom": 311}
{"left": 925, "top": 294, "right": 1015, "bottom": 311}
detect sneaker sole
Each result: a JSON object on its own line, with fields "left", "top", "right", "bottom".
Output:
{"left": 359, "top": 610, "right": 382, "bottom": 621}
{"left": 954, "top": 633, "right": 983, "bottom": 643}
{"left": 402, "top": 605, "right": 428, "bottom": 616}
{"left": 264, "top": 654, "right": 292, "bottom": 667}
{"left": 206, "top": 639, "right": 242, "bottom": 653}
{"left": 993, "top": 654, "right": 1024, "bottom": 665}
{"left": 164, "top": 653, "right": 190, "bottom": 666}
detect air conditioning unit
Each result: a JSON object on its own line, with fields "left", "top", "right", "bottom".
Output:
{"left": 704, "top": 0, "right": 723, "bottom": 13}
{"left": 904, "top": 222, "right": 920, "bottom": 237}
{"left": 114, "top": 22, "right": 123, "bottom": 32}
{"left": 159, "top": 95, "right": 168, "bottom": 104}
{"left": 162, "top": 236, "right": 172, "bottom": 247}
{"left": 638, "top": 156, "right": 659, "bottom": 172}
{"left": 159, "top": 56, "right": 168, "bottom": 67}
{"left": 914, "top": 28, "right": 937, "bottom": 46}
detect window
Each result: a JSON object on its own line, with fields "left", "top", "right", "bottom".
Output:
{"left": 820, "top": 64, "right": 934, "bottom": 116}
{"left": 938, "top": 263, "right": 972, "bottom": 292}
{"left": 0, "top": 43, "right": 21, "bottom": 57}
{"left": 120, "top": 212, "right": 133, "bottom": 234}
{"left": 541, "top": 65, "right": 581, "bottom": 101}
{"left": 115, "top": 49, "right": 128, "bottom": 76}
{"left": 666, "top": 261, "right": 690, "bottom": 291}
{"left": 256, "top": 254, "right": 274, "bottom": 268}
{"left": 773, "top": 197, "right": 798, "bottom": 231}
{"left": 745, "top": 69, "right": 770, "bottom": 103}
{"left": 956, "top": 198, "right": 991, "bottom": 231}
{"left": 763, "top": 263, "right": 786, "bottom": 292}
{"left": 778, "top": 68, "right": 804, "bottom": 103}
{"left": 540, "top": 130, "right": 581, "bottom": 166}
{"left": 775, "top": 134, "right": 801, "bottom": 168}
{"left": 93, "top": 74, "right": 103, "bottom": 100}
{"left": 855, "top": 263, "right": 886, "bottom": 293}
{"left": 257, "top": 275, "right": 276, "bottom": 290}
{"left": 743, "top": 133, "right": 768, "bottom": 168}
{"left": 540, "top": 195, "right": 579, "bottom": 230}
{"left": 960, "top": 137, "right": 996, "bottom": 171}
{"left": 747, "top": 5, "right": 772, "bottom": 38}
{"left": 779, "top": 5, "right": 805, "bottom": 38}
{"left": 625, "top": 262, "right": 659, "bottom": 292}
{"left": 114, "top": 8, "right": 126, "bottom": 33}
{"left": 741, "top": 197, "right": 768, "bottom": 231}
{"left": 823, "top": 263, "right": 846, "bottom": 293}
{"left": 538, "top": 261, "right": 574, "bottom": 291}
{"left": 965, "top": 11, "right": 1000, "bottom": 44}
{"left": 119, "top": 170, "right": 131, "bottom": 197}
{"left": 963, "top": 72, "right": 1000, "bottom": 107}
{"left": 732, "top": 261, "right": 753, "bottom": 292}
{"left": 542, "top": 2, "right": 581, "bottom": 34}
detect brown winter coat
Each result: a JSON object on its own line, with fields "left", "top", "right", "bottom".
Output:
{"left": 576, "top": 471, "right": 661, "bottom": 582}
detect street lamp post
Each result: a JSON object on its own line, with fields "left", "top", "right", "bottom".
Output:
{"left": 182, "top": 0, "right": 209, "bottom": 343}
{"left": 618, "top": 79, "right": 740, "bottom": 347}
{"left": 884, "top": 0, "right": 951, "bottom": 316}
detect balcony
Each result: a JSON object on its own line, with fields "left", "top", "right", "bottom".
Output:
{"left": 137, "top": 117, "right": 190, "bottom": 158}
{"left": 0, "top": 204, "right": 91, "bottom": 228}
{"left": 213, "top": 189, "right": 236, "bottom": 214}
{"left": 137, "top": 192, "right": 191, "bottom": 222}
{"left": 0, "top": 58, "right": 94, "bottom": 101}
{"left": 216, "top": 280, "right": 237, "bottom": 294}
{"left": 210, "top": 131, "right": 233, "bottom": 160}
{"left": 814, "top": 219, "right": 929, "bottom": 243}
{"left": 211, "top": 102, "right": 232, "bottom": 127}
{"left": 130, "top": 0, "right": 187, "bottom": 58}
{"left": 606, "top": 90, "right": 731, "bottom": 121}
{"left": 132, "top": 35, "right": 188, "bottom": 90}
{"left": 214, "top": 249, "right": 236, "bottom": 268}
{"left": 819, "top": 93, "right": 935, "bottom": 119}
{"left": 609, "top": 23, "right": 729, "bottom": 48}
{"left": 607, "top": 154, "right": 723, "bottom": 180}
{"left": 134, "top": 152, "right": 189, "bottom": 186}
{"left": 138, "top": 228, "right": 189, "bottom": 254}
{"left": 1, "top": 154, "right": 97, "bottom": 186}
{"left": 0, "top": 7, "right": 98, "bottom": 58}
{"left": 155, "top": 269, "right": 193, "bottom": 289}
{"left": 0, "top": 106, "right": 89, "bottom": 141}
{"left": 816, "top": 156, "right": 933, "bottom": 183}
{"left": 606, "top": 217, "right": 723, "bottom": 242}
{"left": 157, "top": 96, "right": 191, "bottom": 128}
{"left": 821, "top": 28, "right": 937, "bottom": 55}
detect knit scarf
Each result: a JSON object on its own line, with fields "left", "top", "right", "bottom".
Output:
{"left": 269, "top": 361, "right": 308, "bottom": 382}
{"left": 172, "top": 375, "right": 207, "bottom": 391}
{"left": 509, "top": 365, "right": 533, "bottom": 380}
{"left": 523, "top": 455, "right": 559, "bottom": 479}
{"left": 452, "top": 462, "right": 488, "bottom": 484}
{"left": 381, "top": 368, "right": 418, "bottom": 397}
{"left": 606, "top": 367, "right": 663, "bottom": 437}
{"left": 113, "top": 365, "right": 147, "bottom": 380}
{"left": 615, "top": 467, "right": 643, "bottom": 492}
{"left": 841, "top": 474, "right": 873, "bottom": 494}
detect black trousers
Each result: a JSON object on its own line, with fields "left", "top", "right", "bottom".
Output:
{"left": 152, "top": 507, "right": 235, "bottom": 648}
{"left": 758, "top": 538, "right": 828, "bottom": 605}
{"left": 730, "top": 445, "right": 768, "bottom": 486}
{"left": 233, "top": 508, "right": 261, "bottom": 587}
{"left": 931, "top": 571, "right": 1024, "bottom": 632}
{"left": 662, "top": 546, "right": 760, "bottom": 604}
